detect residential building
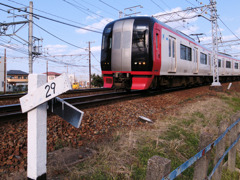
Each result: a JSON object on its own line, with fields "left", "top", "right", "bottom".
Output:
{"left": 7, "top": 70, "right": 28, "bottom": 92}
{"left": 44, "top": 72, "right": 61, "bottom": 82}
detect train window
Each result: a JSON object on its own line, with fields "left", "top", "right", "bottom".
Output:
{"left": 200, "top": 52, "right": 207, "bottom": 65}
{"left": 235, "top": 62, "right": 238, "bottom": 69}
{"left": 169, "top": 39, "right": 171, "bottom": 57}
{"left": 226, "top": 61, "right": 231, "bottom": 68}
{"left": 132, "top": 28, "right": 146, "bottom": 49}
{"left": 156, "top": 33, "right": 158, "bottom": 49}
{"left": 113, "top": 32, "right": 121, "bottom": 49}
{"left": 180, "top": 44, "right": 192, "bottom": 61}
{"left": 218, "top": 59, "right": 221, "bottom": 68}
{"left": 122, "top": 31, "right": 131, "bottom": 49}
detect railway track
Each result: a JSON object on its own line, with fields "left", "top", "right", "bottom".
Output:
{"left": 0, "top": 88, "right": 113, "bottom": 101}
{"left": 0, "top": 85, "right": 192, "bottom": 123}
{"left": 0, "top": 90, "right": 146, "bottom": 122}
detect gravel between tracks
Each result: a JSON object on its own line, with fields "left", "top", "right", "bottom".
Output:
{"left": 0, "top": 83, "right": 238, "bottom": 178}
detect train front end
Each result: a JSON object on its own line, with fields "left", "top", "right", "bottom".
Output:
{"left": 101, "top": 17, "right": 155, "bottom": 90}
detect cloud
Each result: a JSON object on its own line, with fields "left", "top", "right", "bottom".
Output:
{"left": 236, "top": 27, "right": 240, "bottom": 36}
{"left": 86, "top": 11, "right": 102, "bottom": 20}
{"left": 153, "top": 7, "right": 200, "bottom": 36}
{"left": 154, "top": 7, "right": 198, "bottom": 25}
{"left": 91, "top": 46, "right": 101, "bottom": 52}
{"left": 69, "top": 45, "right": 101, "bottom": 55}
{"left": 75, "top": 18, "right": 113, "bottom": 34}
{"left": 179, "top": 25, "right": 199, "bottom": 35}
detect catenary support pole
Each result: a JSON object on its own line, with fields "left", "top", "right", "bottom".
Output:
{"left": 210, "top": 0, "right": 221, "bottom": 87}
{"left": 28, "top": 1, "right": 33, "bottom": 74}
{"left": 4, "top": 49, "right": 6, "bottom": 93}
{"left": 27, "top": 74, "right": 47, "bottom": 180}
{"left": 88, "top": 41, "right": 92, "bottom": 88}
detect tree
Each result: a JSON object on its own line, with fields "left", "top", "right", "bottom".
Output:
{"left": 91, "top": 74, "right": 103, "bottom": 87}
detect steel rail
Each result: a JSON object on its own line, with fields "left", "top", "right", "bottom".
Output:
{"left": 0, "top": 88, "right": 112, "bottom": 100}
{"left": 0, "top": 90, "right": 144, "bottom": 122}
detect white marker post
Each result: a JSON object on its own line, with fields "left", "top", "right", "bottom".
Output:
{"left": 20, "top": 73, "right": 72, "bottom": 180}
{"left": 27, "top": 74, "right": 47, "bottom": 180}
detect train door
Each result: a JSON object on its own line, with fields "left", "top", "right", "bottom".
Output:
{"left": 168, "top": 36, "right": 176, "bottom": 72}
{"left": 208, "top": 53, "right": 211, "bottom": 74}
{"left": 154, "top": 28, "right": 161, "bottom": 74}
{"left": 111, "top": 19, "right": 134, "bottom": 71}
{"left": 222, "top": 59, "right": 225, "bottom": 75}
{"left": 193, "top": 47, "right": 198, "bottom": 74}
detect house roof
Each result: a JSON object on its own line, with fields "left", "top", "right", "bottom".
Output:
{"left": 7, "top": 70, "right": 28, "bottom": 75}
{"left": 43, "top": 72, "right": 61, "bottom": 76}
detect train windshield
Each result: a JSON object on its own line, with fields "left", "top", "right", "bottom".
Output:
{"left": 102, "top": 27, "right": 112, "bottom": 50}
{"left": 101, "top": 24, "right": 113, "bottom": 71}
{"left": 132, "top": 22, "right": 151, "bottom": 71}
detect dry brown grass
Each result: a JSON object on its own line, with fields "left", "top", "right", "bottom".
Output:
{"left": 66, "top": 94, "right": 237, "bottom": 179}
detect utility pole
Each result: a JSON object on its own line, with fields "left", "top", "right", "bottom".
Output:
{"left": 210, "top": 0, "right": 221, "bottom": 87}
{"left": 29, "top": 1, "right": 33, "bottom": 74}
{"left": 0, "top": 1, "right": 40, "bottom": 74}
{"left": 46, "top": 60, "right": 48, "bottom": 82}
{"left": 4, "top": 49, "right": 6, "bottom": 93}
{"left": 87, "top": 41, "right": 94, "bottom": 88}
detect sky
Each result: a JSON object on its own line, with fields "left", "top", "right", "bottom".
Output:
{"left": 0, "top": 0, "right": 240, "bottom": 81}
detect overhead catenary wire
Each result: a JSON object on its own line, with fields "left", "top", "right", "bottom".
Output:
{"left": 6, "top": 0, "right": 103, "bottom": 32}
{"left": 0, "top": 2, "right": 102, "bottom": 34}
{"left": 33, "top": 22, "right": 87, "bottom": 50}
{"left": 99, "top": 0, "right": 120, "bottom": 12}
{"left": 218, "top": 17, "right": 240, "bottom": 41}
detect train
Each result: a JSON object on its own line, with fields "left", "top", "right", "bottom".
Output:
{"left": 100, "top": 16, "right": 240, "bottom": 90}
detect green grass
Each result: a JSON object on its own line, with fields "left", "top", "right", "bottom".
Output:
{"left": 221, "top": 96, "right": 240, "bottom": 112}
{"left": 222, "top": 169, "right": 239, "bottom": 180}
{"left": 130, "top": 124, "right": 200, "bottom": 179}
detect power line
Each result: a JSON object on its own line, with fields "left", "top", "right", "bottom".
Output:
{"left": 80, "top": 0, "right": 116, "bottom": 17}
{"left": 6, "top": 0, "right": 103, "bottom": 32}
{"left": 0, "top": 2, "right": 102, "bottom": 34}
{"left": 99, "top": 0, "right": 120, "bottom": 12}
{"left": 33, "top": 22, "right": 87, "bottom": 50}
{"left": 67, "top": 0, "right": 105, "bottom": 19}
{"left": 218, "top": 17, "right": 240, "bottom": 41}
{"left": 91, "top": 52, "right": 100, "bottom": 63}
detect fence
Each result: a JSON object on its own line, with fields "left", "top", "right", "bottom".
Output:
{"left": 146, "top": 113, "right": 240, "bottom": 180}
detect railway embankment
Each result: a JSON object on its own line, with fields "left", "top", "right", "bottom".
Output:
{"left": 2, "top": 82, "right": 240, "bottom": 179}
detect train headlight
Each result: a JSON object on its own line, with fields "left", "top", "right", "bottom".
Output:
{"left": 143, "top": 62, "right": 146, "bottom": 65}
{"left": 139, "top": 62, "right": 142, "bottom": 65}
{"left": 134, "top": 62, "right": 137, "bottom": 65}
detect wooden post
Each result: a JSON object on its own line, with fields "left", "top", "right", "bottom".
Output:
{"left": 146, "top": 155, "right": 171, "bottom": 180}
{"left": 237, "top": 120, "right": 240, "bottom": 151}
{"left": 193, "top": 132, "right": 213, "bottom": 180}
{"left": 27, "top": 74, "right": 47, "bottom": 180}
{"left": 212, "top": 120, "right": 228, "bottom": 180}
{"left": 228, "top": 121, "right": 238, "bottom": 172}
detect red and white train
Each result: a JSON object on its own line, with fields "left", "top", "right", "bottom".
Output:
{"left": 101, "top": 16, "right": 240, "bottom": 90}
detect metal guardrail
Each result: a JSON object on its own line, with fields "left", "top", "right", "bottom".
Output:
{"left": 162, "top": 118, "right": 240, "bottom": 180}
